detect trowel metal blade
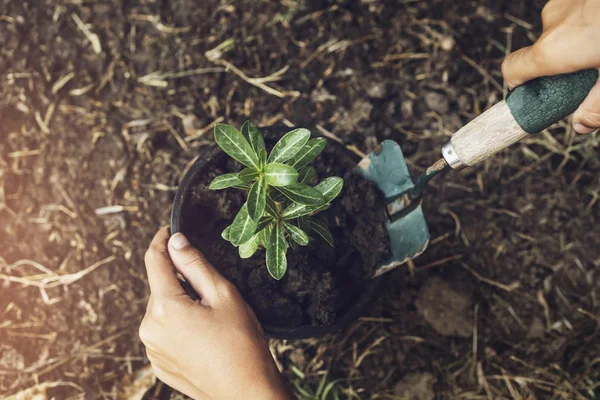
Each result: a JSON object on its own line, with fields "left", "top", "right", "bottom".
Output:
{"left": 355, "top": 140, "right": 430, "bottom": 277}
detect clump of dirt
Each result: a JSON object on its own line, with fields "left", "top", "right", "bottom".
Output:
{"left": 415, "top": 276, "right": 474, "bottom": 338}
{"left": 178, "top": 130, "right": 391, "bottom": 328}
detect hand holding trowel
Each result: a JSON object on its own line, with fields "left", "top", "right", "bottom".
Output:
{"left": 359, "top": 69, "right": 599, "bottom": 277}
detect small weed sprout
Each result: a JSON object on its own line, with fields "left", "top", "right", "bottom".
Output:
{"left": 209, "top": 121, "right": 343, "bottom": 280}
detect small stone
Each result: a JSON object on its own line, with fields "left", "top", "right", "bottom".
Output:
{"left": 393, "top": 372, "right": 436, "bottom": 400}
{"left": 527, "top": 317, "right": 546, "bottom": 339}
{"left": 416, "top": 276, "right": 473, "bottom": 338}
{"left": 424, "top": 92, "right": 449, "bottom": 114}
{"left": 366, "top": 82, "right": 388, "bottom": 99}
{"left": 440, "top": 36, "right": 455, "bottom": 51}
{"left": 401, "top": 100, "right": 414, "bottom": 119}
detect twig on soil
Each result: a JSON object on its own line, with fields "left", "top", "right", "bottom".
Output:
{"left": 0, "top": 255, "right": 116, "bottom": 289}
{"left": 95, "top": 205, "right": 139, "bottom": 215}
{"left": 138, "top": 68, "right": 224, "bottom": 88}
{"left": 460, "top": 54, "right": 503, "bottom": 93}
{"left": 128, "top": 14, "right": 191, "bottom": 34}
{"left": 461, "top": 263, "right": 520, "bottom": 292}
{"left": 315, "top": 125, "right": 343, "bottom": 144}
{"left": 207, "top": 58, "right": 300, "bottom": 98}
{"left": 576, "top": 308, "right": 600, "bottom": 324}
{"left": 415, "top": 254, "right": 463, "bottom": 271}
{"left": 502, "top": 152, "right": 553, "bottom": 184}
{"left": 537, "top": 290, "right": 552, "bottom": 329}
{"left": 71, "top": 13, "right": 102, "bottom": 54}
{"left": 295, "top": 5, "right": 339, "bottom": 25}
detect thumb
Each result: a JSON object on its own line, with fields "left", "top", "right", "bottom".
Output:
{"left": 168, "top": 233, "right": 223, "bottom": 306}
{"left": 572, "top": 77, "right": 600, "bottom": 134}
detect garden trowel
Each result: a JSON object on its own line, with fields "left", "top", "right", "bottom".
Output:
{"left": 357, "top": 69, "right": 598, "bottom": 277}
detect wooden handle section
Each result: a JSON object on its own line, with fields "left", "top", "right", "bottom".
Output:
{"left": 449, "top": 101, "right": 527, "bottom": 167}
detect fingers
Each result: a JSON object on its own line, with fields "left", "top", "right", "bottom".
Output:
{"left": 168, "top": 233, "right": 224, "bottom": 306}
{"left": 144, "top": 227, "right": 186, "bottom": 298}
{"left": 502, "top": 45, "right": 543, "bottom": 89}
{"left": 573, "top": 76, "right": 600, "bottom": 134}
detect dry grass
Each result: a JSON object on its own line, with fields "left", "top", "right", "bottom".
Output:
{"left": 1, "top": 0, "right": 599, "bottom": 399}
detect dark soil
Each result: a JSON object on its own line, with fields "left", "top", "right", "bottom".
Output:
{"left": 1, "top": 0, "right": 599, "bottom": 398}
{"left": 178, "top": 130, "right": 390, "bottom": 328}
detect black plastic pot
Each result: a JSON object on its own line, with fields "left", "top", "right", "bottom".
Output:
{"left": 170, "top": 126, "right": 383, "bottom": 340}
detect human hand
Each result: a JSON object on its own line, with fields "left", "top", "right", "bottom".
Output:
{"left": 502, "top": 0, "right": 600, "bottom": 134}
{"left": 139, "top": 227, "right": 294, "bottom": 400}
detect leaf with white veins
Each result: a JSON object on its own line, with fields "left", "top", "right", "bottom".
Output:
{"left": 315, "top": 177, "right": 344, "bottom": 203}
{"left": 229, "top": 203, "right": 258, "bottom": 246}
{"left": 284, "top": 222, "right": 309, "bottom": 246}
{"left": 289, "top": 138, "right": 326, "bottom": 169}
{"left": 298, "top": 166, "right": 316, "bottom": 184}
{"left": 239, "top": 233, "right": 261, "bottom": 258}
{"left": 265, "top": 193, "right": 280, "bottom": 217}
{"left": 275, "top": 183, "right": 324, "bottom": 205}
{"left": 247, "top": 178, "right": 266, "bottom": 221}
{"left": 221, "top": 225, "right": 232, "bottom": 241}
{"left": 242, "top": 121, "right": 266, "bottom": 156}
{"left": 209, "top": 173, "right": 244, "bottom": 190}
{"left": 266, "top": 223, "right": 287, "bottom": 280}
{"left": 267, "top": 129, "right": 310, "bottom": 164}
{"left": 238, "top": 168, "right": 260, "bottom": 183}
{"left": 214, "top": 124, "right": 260, "bottom": 170}
{"left": 308, "top": 218, "right": 334, "bottom": 247}
{"left": 263, "top": 163, "right": 298, "bottom": 187}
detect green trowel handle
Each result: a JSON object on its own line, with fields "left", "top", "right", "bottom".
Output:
{"left": 445, "top": 68, "right": 599, "bottom": 168}
{"left": 506, "top": 68, "right": 599, "bottom": 133}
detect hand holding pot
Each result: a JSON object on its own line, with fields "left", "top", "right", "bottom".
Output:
{"left": 502, "top": 0, "right": 600, "bottom": 134}
{"left": 139, "top": 227, "right": 294, "bottom": 400}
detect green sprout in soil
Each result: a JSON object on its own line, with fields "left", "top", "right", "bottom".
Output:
{"left": 209, "top": 121, "right": 343, "bottom": 280}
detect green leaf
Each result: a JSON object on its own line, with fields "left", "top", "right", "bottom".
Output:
{"left": 275, "top": 183, "right": 324, "bottom": 205}
{"left": 247, "top": 177, "right": 266, "bottom": 221}
{"left": 315, "top": 177, "right": 344, "bottom": 203}
{"left": 259, "top": 226, "right": 272, "bottom": 248}
{"left": 238, "top": 168, "right": 260, "bottom": 183}
{"left": 214, "top": 124, "right": 260, "bottom": 171}
{"left": 308, "top": 218, "right": 334, "bottom": 247}
{"left": 229, "top": 203, "right": 258, "bottom": 246}
{"left": 233, "top": 183, "right": 252, "bottom": 190}
{"left": 269, "top": 187, "right": 287, "bottom": 203}
{"left": 240, "top": 120, "right": 252, "bottom": 143}
{"left": 221, "top": 225, "right": 232, "bottom": 241}
{"left": 265, "top": 193, "right": 280, "bottom": 217}
{"left": 263, "top": 163, "right": 299, "bottom": 187}
{"left": 298, "top": 166, "right": 316, "bottom": 185}
{"left": 281, "top": 203, "right": 323, "bottom": 220}
{"left": 266, "top": 223, "right": 287, "bottom": 280}
{"left": 209, "top": 173, "right": 244, "bottom": 190}
{"left": 289, "top": 138, "right": 326, "bottom": 169}
{"left": 257, "top": 216, "right": 273, "bottom": 231}
{"left": 239, "top": 233, "right": 261, "bottom": 258}
{"left": 267, "top": 128, "right": 311, "bottom": 164}
{"left": 242, "top": 121, "right": 266, "bottom": 156}
{"left": 297, "top": 216, "right": 309, "bottom": 232}
{"left": 258, "top": 149, "right": 267, "bottom": 168}
{"left": 284, "top": 222, "right": 309, "bottom": 246}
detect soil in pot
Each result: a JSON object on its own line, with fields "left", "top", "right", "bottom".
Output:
{"left": 179, "top": 132, "right": 391, "bottom": 328}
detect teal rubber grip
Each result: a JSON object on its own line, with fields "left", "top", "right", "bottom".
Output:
{"left": 506, "top": 69, "right": 599, "bottom": 134}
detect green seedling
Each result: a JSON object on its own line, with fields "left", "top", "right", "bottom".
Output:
{"left": 209, "top": 121, "right": 344, "bottom": 280}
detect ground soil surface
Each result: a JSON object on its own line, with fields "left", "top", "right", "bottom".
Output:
{"left": 1, "top": 0, "right": 599, "bottom": 399}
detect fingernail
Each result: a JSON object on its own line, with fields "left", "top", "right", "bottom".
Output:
{"left": 574, "top": 123, "right": 594, "bottom": 134}
{"left": 170, "top": 233, "right": 189, "bottom": 250}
